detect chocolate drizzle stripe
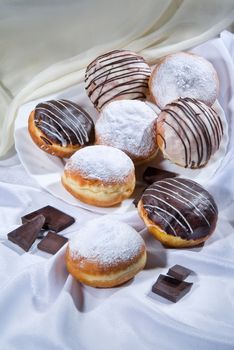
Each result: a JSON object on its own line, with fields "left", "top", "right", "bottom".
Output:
{"left": 143, "top": 192, "right": 193, "bottom": 234}
{"left": 143, "top": 203, "right": 186, "bottom": 234}
{"left": 85, "top": 50, "right": 150, "bottom": 109}
{"left": 148, "top": 185, "right": 210, "bottom": 226}
{"left": 93, "top": 79, "right": 148, "bottom": 106}
{"left": 46, "top": 101, "right": 88, "bottom": 143}
{"left": 144, "top": 205, "right": 178, "bottom": 236}
{"left": 164, "top": 119, "right": 189, "bottom": 167}
{"left": 167, "top": 178, "right": 217, "bottom": 213}
{"left": 178, "top": 99, "right": 213, "bottom": 161}
{"left": 166, "top": 105, "right": 203, "bottom": 167}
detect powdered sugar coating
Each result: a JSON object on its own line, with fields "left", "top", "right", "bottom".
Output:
{"left": 69, "top": 217, "right": 145, "bottom": 267}
{"left": 151, "top": 52, "right": 219, "bottom": 108}
{"left": 65, "top": 145, "right": 134, "bottom": 183}
{"left": 95, "top": 100, "right": 158, "bottom": 161}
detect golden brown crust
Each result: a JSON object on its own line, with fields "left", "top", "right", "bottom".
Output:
{"left": 137, "top": 199, "right": 211, "bottom": 248}
{"left": 61, "top": 168, "right": 136, "bottom": 207}
{"left": 28, "top": 110, "right": 83, "bottom": 158}
{"left": 65, "top": 246, "right": 147, "bottom": 288}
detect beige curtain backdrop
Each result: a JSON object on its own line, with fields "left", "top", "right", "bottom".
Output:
{"left": 0, "top": 0, "right": 233, "bottom": 157}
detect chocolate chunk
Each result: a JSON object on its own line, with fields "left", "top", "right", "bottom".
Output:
{"left": 21, "top": 206, "right": 75, "bottom": 232}
{"left": 133, "top": 187, "right": 148, "bottom": 207}
{"left": 8, "top": 215, "right": 45, "bottom": 252}
{"left": 37, "top": 231, "right": 68, "bottom": 254}
{"left": 167, "top": 264, "right": 193, "bottom": 281}
{"left": 152, "top": 274, "right": 193, "bottom": 302}
{"left": 143, "top": 167, "right": 177, "bottom": 185}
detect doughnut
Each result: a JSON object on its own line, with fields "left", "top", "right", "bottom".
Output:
{"left": 149, "top": 52, "right": 219, "bottom": 109}
{"left": 156, "top": 97, "right": 223, "bottom": 168}
{"left": 61, "top": 145, "right": 135, "bottom": 207}
{"left": 138, "top": 178, "right": 218, "bottom": 248}
{"left": 95, "top": 100, "right": 158, "bottom": 164}
{"left": 85, "top": 50, "right": 151, "bottom": 111}
{"left": 66, "top": 217, "right": 147, "bottom": 287}
{"left": 28, "top": 99, "right": 95, "bottom": 158}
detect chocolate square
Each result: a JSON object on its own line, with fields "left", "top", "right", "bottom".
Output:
{"left": 143, "top": 167, "right": 177, "bottom": 185}
{"left": 37, "top": 231, "right": 68, "bottom": 254}
{"left": 21, "top": 206, "right": 75, "bottom": 232}
{"left": 152, "top": 274, "right": 193, "bottom": 302}
{"left": 8, "top": 215, "right": 45, "bottom": 252}
{"left": 132, "top": 187, "right": 148, "bottom": 207}
{"left": 167, "top": 264, "right": 193, "bottom": 281}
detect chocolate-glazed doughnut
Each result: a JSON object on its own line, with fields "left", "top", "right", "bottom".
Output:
{"left": 28, "top": 99, "right": 95, "bottom": 158}
{"left": 138, "top": 178, "right": 218, "bottom": 248}
{"left": 85, "top": 50, "right": 151, "bottom": 111}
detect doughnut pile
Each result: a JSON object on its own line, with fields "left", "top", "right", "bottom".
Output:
{"left": 62, "top": 145, "right": 135, "bottom": 207}
{"left": 138, "top": 178, "right": 218, "bottom": 248}
{"left": 28, "top": 99, "right": 95, "bottom": 158}
{"left": 95, "top": 100, "right": 158, "bottom": 164}
{"left": 66, "top": 217, "right": 146, "bottom": 287}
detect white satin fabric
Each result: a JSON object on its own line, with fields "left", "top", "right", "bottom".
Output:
{"left": 0, "top": 31, "right": 233, "bottom": 349}
{"left": 0, "top": 0, "right": 234, "bottom": 156}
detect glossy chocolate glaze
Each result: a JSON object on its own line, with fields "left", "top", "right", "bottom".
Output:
{"left": 141, "top": 178, "right": 218, "bottom": 240}
{"left": 85, "top": 50, "right": 151, "bottom": 110}
{"left": 157, "top": 97, "right": 223, "bottom": 168}
{"left": 34, "top": 99, "right": 95, "bottom": 147}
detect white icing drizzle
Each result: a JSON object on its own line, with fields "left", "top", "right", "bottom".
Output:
{"left": 150, "top": 184, "right": 210, "bottom": 226}
{"left": 95, "top": 100, "right": 158, "bottom": 160}
{"left": 69, "top": 217, "right": 144, "bottom": 266}
{"left": 143, "top": 204, "right": 179, "bottom": 235}
{"left": 34, "top": 99, "right": 93, "bottom": 146}
{"left": 167, "top": 178, "right": 217, "bottom": 213}
{"left": 142, "top": 178, "right": 217, "bottom": 238}
{"left": 65, "top": 145, "right": 134, "bottom": 183}
{"left": 143, "top": 191, "right": 193, "bottom": 234}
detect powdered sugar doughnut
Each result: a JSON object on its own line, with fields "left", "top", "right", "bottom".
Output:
{"left": 95, "top": 100, "right": 158, "bottom": 164}
{"left": 149, "top": 52, "right": 219, "bottom": 109}
{"left": 66, "top": 217, "right": 146, "bottom": 287}
{"left": 156, "top": 97, "right": 223, "bottom": 168}
{"left": 61, "top": 145, "right": 135, "bottom": 207}
{"left": 85, "top": 50, "right": 151, "bottom": 111}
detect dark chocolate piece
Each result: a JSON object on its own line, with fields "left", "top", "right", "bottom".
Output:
{"left": 37, "top": 231, "right": 68, "bottom": 254}
{"left": 21, "top": 206, "right": 75, "bottom": 233}
{"left": 133, "top": 187, "right": 147, "bottom": 207}
{"left": 8, "top": 215, "right": 45, "bottom": 252}
{"left": 143, "top": 167, "right": 177, "bottom": 185}
{"left": 152, "top": 274, "right": 193, "bottom": 303}
{"left": 167, "top": 264, "right": 193, "bottom": 281}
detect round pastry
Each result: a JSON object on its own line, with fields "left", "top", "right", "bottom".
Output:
{"left": 66, "top": 217, "right": 147, "bottom": 287}
{"left": 85, "top": 49, "right": 151, "bottom": 111}
{"left": 95, "top": 100, "right": 158, "bottom": 164}
{"left": 149, "top": 52, "right": 219, "bottom": 109}
{"left": 156, "top": 97, "right": 223, "bottom": 168}
{"left": 28, "top": 99, "right": 95, "bottom": 158}
{"left": 138, "top": 178, "right": 218, "bottom": 248}
{"left": 61, "top": 145, "right": 135, "bottom": 207}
